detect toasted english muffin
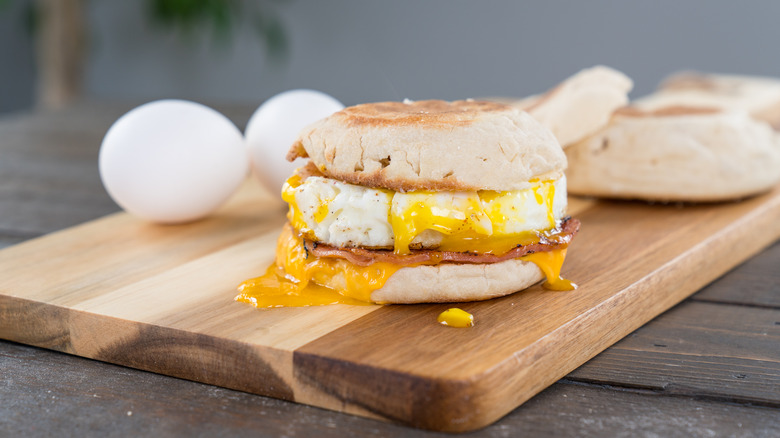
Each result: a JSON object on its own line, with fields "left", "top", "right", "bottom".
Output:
{"left": 287, "top": 99, "right": 566, "bottom": 192}
{"left": 371, "top": 258, "right": 545, "bottom": 304}
{"left": 513, "top": 66, "right": 633, "bottom": 147}
{"left": 565, "top": 106, "right": 780, "bottom": 201}
{"left": 640, "top": 71, "right": 780, "bottom": 129}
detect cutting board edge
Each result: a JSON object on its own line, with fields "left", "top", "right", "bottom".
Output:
{"left": 0, "top": 294, "right": 298, "bottom": 402}
{"left": 290, "top": 194, "right": 780, "bottom": 432}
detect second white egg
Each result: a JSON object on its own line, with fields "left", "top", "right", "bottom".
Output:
{"left": 245, "top": 89, "right": 344, "bottom": 195}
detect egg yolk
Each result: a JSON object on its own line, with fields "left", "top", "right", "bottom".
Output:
{"left": 237, "top": 175, "right": 575, "bottom": 308}
{"left": 437, "top": 308, "right": 474, "bottom": 327}
{"left": 389, "top": 180, "right": 558, "bottom": 255}
{"left": 390, "top": 191, "right": 493, "bottom": 254}
{"left": 281, "top": 174, "right": 308, "bottom": 233}
{"left": 284, "top": 174, "right": 561, "bottom": 256}
{"left": 524, "top": 248, "right": 577, "bottom": 291}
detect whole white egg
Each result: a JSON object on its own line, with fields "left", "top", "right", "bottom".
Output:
{"left": 245, "top": 89, "right": 344, "bottom": 195}
{"left": 99, "top": 100, "right": 248, "bottom": 223}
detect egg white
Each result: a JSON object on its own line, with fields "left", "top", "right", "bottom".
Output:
{"left": 286, "top": 175, "right": 568, "bottom": 249}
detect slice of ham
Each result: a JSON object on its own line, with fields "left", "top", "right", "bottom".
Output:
{"left": 304, "top": 218, "right": 580, "bottom": 267}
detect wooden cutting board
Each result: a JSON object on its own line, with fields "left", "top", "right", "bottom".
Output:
{"left": 2, "top": 180, "right": 779, "bottom": 432}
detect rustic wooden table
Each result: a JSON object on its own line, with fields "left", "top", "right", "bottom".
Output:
{"left": 1, "top": 103, "right": 778, "bottom": 437}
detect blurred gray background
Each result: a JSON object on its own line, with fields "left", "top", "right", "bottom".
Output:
{"left": 2, "top": 0, "right": 780, "bottom": 115}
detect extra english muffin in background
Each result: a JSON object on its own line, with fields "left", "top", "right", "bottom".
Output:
{"left": 565, "top": 106, "right": 780, "bottom": 202}
{"left": 511, "top": 65, "right": 634, "bottom": 147}
{"left": 638, "top": 71, "right": 780, "bottom": 129}
{"left": 237, "top": 100, "right": 580, "bottom": 307}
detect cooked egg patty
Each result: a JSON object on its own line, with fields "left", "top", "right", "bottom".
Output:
{"left": 283, "top": 173, "right": 568, "bottom": 254}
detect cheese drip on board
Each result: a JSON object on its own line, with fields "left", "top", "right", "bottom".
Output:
{"left": 437, "top": 308, "right": 475, "bottom": 327}
{"left": 236, "top": 226, "right": 575, "bottom": 308}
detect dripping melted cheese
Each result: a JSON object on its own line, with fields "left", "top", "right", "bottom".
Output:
{"left": 236, "top": 229, "right": 575, "bottom": 309}
{"left": 236, "top": 225, "right": 400, "bottom": 307}
{"left": 236, "top": 174, "right": 575, "bottom": 308}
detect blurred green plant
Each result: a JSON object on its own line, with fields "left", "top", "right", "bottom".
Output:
{"left": 1, "top": 0, "right": 289, "bottom": 62}
{"left": 0, "top": 0, "right": 290, "bottom": 107}
{"left": 0, "top": 0, "right": 36, "bottom": 36}
{"left": 147, "top": 0, "right": 289, "bottom": 61}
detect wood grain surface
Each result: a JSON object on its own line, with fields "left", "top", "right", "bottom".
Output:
{"left": 2, "top": 104, "right": 779, "bottom": 437}
{"left": 569, "top": 301, "right": 780, "bottom": 405}
{"left": 2, "top": 164, "right": 779, "bottom": 431}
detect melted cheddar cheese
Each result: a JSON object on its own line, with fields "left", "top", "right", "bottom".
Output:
{"left": 236, "top": 227, "right": 575, "bottom": 309}
{"left": 236, "top": 225, "right": 400, "bottom": 307}
{"left": 236, "top": 173, "right": 576, "bottom": 308}
{"left": 390, "top": 191, "right": 493, "bottom": 254}
{"left": 392, "top": 184, "right": 558, "bottom": 255}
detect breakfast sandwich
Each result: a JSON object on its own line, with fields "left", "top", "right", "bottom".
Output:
{"left": 237, "top": 100, "right": 580, "bottom": 307}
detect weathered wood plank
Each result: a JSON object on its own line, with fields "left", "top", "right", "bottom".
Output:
{"left": 2, "top": 340, "right": 778, "bottom": 438}
{"left": 0, "top": 233, "right": 38, "bottom": 250}
{"left": 0, "top": 102, "right": 255, "bottom": 236}
{"left": 519, "top": 380, "right": 780, "bottom": 438}
{"left": 0, "top": 142, "right": 119, "bottom": 233}
{"left": 0, "top": 105, "right": 128, "bottom": 234}
{"left": 691, "top": 241, "right": 780, "bottom": 308}
{"left": 0, "top": 102, "right": 253, "bottom": 138}
{"left": 567, "top": 301, "right": 780, "bottom": 405}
